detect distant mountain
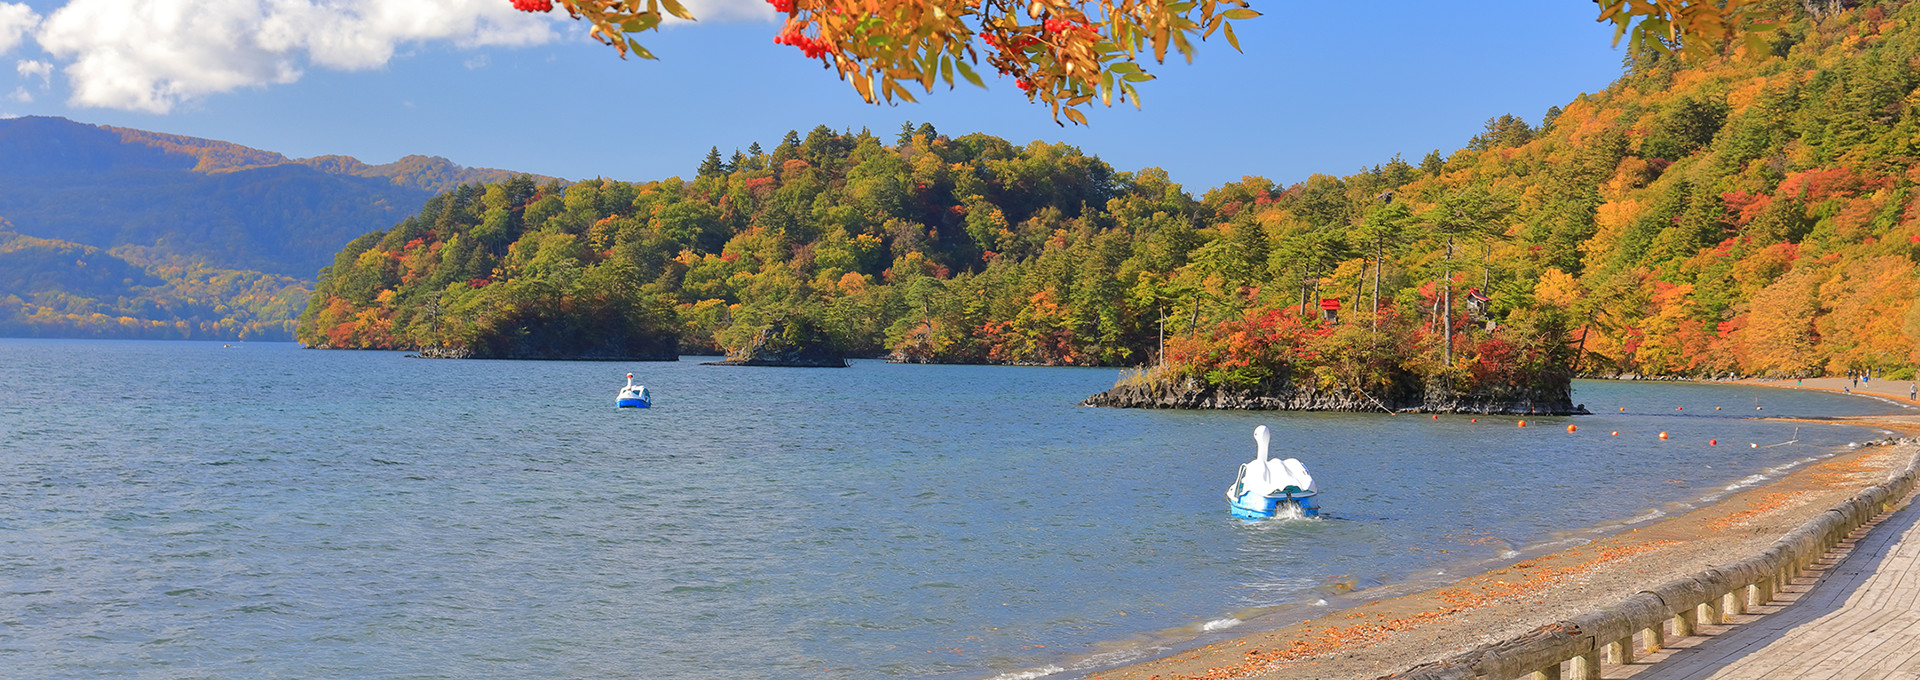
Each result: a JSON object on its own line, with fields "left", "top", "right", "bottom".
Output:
{"left": 0, "top": 116, "right": 559, "bottom": 279}
{"left": 0, "top": 226, "right": 308, "bottom": 341}
{"left": 0, "top": 116, "right": 558, "bottom": 341}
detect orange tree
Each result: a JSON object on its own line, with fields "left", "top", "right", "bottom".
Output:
{"left": 514, "top": 0, "right": 1258, "bottom": 125}
{"left": 516, "top": 0, "right": 1794, "bottom": 124}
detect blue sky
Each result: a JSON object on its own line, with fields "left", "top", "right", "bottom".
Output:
{"left": 0, "top": 1, "right": 1628, "bottom": 192}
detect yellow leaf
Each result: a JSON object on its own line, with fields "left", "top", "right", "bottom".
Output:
{"left": 658, "top": 0, "right": 696, "bottom": 21}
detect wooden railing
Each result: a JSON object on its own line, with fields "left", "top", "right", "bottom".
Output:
{"left": 1390, "top": 443, "right": 1920, "bottom": 680}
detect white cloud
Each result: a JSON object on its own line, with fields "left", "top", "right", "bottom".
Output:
{"left": 0, "top": 2, "right": 41, "bottom": 55}
{"left": 673, "top": 0, "right": 777, "bottom": 24}
{"left": 8, "top": 86, "right": 29, "bottom": 103}
{"left": 34, "top": 0, "right": 565, "bottom": 113}
{"left": 17, "top": 58, "right": 50, "bottom": 84}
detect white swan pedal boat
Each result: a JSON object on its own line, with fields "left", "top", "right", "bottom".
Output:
{"left": 1226, "top": 425, "right": 1319, "bottom": 519}
{"left": 616, "top": 373, "right": 651, "bottom": 408}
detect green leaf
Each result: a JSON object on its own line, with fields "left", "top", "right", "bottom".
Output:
{"left": 955, "top": 60, "right": 987, "bottom": 89}
{"left": 628, "top": 38, "right": 658, "bottom": 60}
{"left": 940, "top": 54, "right": 954, "bottom": 86}
{"left": 1107, "top": 61, "right": 1141, "bottom": 74}
{"left": 1122, "top": 72, "right": 1155, "bottom": 82}
{"left": 1223, "top": 22, "right": 1241, "bottom": 52}
{"left": 1222, "top": 8, "right": 1260, "bottom": 19}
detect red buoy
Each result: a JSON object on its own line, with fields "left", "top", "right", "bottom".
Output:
{"left": 1710, "top": 439, "right": 1718, "bottom": 446}
{"left": 1659, "top": 431, "right": 1669, "bottom": 440}
{"left": 1567, "top": 424, "right": 1577, "bottom": 433}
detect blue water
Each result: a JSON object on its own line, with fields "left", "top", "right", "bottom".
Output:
{"left": 0, "top": 339, "right": 1908, "bottom": 679}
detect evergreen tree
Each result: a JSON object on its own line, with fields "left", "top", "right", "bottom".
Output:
{"left": 697, "top": 147, "right": 725, "bottom": 178}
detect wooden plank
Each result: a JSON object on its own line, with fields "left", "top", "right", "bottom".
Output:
{"left": 1624, "top": 492, "right": 1920, "bottom": 680}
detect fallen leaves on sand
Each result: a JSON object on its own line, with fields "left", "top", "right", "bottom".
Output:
{"left": 1708, "top": 491, "right": 1815, "bottom": 532}
{"left": 1128, "top": 541, "right": 1680, "bottom": 680}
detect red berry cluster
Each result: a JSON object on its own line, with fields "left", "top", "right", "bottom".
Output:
{"left": 764, "top": 0, "right": 795, "bottom": 12}
{"left": 511, "top": 0, "right": 553, "bottom": 12}
{"left": 1015, "top": 78, "right": 1033, "bottom": 91}
{"left": 775, "top": 27, "right": 829, "bottom": 58}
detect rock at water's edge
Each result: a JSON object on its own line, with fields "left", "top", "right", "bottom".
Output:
{"left": 405, "top": 345, "right": 678, "bottom": 361}
{"left": 708, "top": 323, "right": 848, "bottom": 367}
{"left": 1082, "top": 375, "right": 1587, "bottom": 416}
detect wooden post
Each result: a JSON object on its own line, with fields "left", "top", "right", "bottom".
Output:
{"left": 1729, "top": 588, "right": 1748, "bottom": 615}
{"left": 1756, "top": 577, "right": 1774, "bottom": 605}
{"left": 1574, "top": 650, "right": 1603, "bottom": 680}
{"left": 1608, "top": 635, "right": 1635, "bottom": 664}
{"left": 1700, "top": 600, "right": 1722, "bottom": 626}
{"left": 1674, "top": 609, "right": 1696, "bottom": 637}
{"left": 1644, "top": 625, "right": 1664, "bottom": 653}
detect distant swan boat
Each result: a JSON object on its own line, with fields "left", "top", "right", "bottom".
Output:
{"left": 1226, "top": 425, "right": 1318, "bottom": 519}
{"left": 616, "top": 373, "right": 651, "bottom": 408}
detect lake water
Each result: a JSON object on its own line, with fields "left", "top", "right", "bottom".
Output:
{"left": 1, "top": 339, "right": 1909, "bottom": 679}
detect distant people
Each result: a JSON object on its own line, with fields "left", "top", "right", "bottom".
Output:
{"left": 1910, "top": 384, "right": 1916, "bottom": 401}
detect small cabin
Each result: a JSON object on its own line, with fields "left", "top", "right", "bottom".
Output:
{"left": 1319, "top": 298, "right": 1341, "bottom": 323}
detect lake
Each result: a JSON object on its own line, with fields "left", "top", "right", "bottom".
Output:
{"left": 0, "top": 339, "right": 1908, "bottom": 679}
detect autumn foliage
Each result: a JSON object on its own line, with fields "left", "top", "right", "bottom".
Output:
{"left": 306, "top": 3, "right": 1920, "bottom": 384}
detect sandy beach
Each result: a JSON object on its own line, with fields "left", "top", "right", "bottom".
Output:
{"left": 1080, "top": 380, "right": 1920, "bottom": 680}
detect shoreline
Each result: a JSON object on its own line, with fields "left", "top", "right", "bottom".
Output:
{"left": 1031, "top": 395, "right": 1920, "bottom": 680}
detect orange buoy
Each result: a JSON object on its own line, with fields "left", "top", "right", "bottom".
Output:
{"left": 1611, "top": 431, "right": 1619, "bottom": 436}
{"left": 1715, "top": 406, "right": 1722, "bottom": 411}
{"left": 1659, "top": 431, "right": 1669, "bottom": 440}
{"left": 1710, "top": 439, "right": 1718, "bottom": 446}
{"left": 1518, "top": 420, "right": 1527, "bottom": 427}
{"left": 1619, "top": 407, "right": 1626, "bottom": 412}
{"left": 1567, "top": 424, "right": 1577, "bottom": 433}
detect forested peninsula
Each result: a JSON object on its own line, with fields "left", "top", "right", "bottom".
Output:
{"left": 302, "top": 2, "right": 1920, "bottom": 410}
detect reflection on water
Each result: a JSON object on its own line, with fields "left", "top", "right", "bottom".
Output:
{"left": 0, "top": 340, "right": 1903, "bottom": 679}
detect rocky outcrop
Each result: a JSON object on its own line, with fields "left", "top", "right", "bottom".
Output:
{"left": 406, "top": 340, "right": 677, "bottom": 361}
{"left": 705, "top": 323, "right": 848, "bottom": 368}
{"left": 1082, "top": 374, "right": 1587, "bottom": 415}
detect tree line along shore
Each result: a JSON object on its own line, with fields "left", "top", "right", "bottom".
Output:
{"left": 301, "top": 3, "right": 1920, "bottom": 411}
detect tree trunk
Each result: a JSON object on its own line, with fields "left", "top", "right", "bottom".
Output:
{"left": 1443, "top": 236, "right": 1453, "bottom": 367}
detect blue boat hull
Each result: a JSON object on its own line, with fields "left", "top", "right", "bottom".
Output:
{"left": 616, "top": 398, "right": 650, "bottom": 408}
{"left": 1228, "top": 491, "right": 1318, "bottom": 519}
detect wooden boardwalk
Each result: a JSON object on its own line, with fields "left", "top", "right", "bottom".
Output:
{"left": 1618, "top": 490, "right": 1920, "bottom": 680}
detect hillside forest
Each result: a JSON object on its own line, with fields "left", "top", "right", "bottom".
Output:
{"left": 300, "top": 1, "right": 1920, "bottom": 392}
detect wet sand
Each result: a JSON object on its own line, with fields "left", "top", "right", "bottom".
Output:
{"left": 1078, "top": 384, "right": 1920, "bottom": 680}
